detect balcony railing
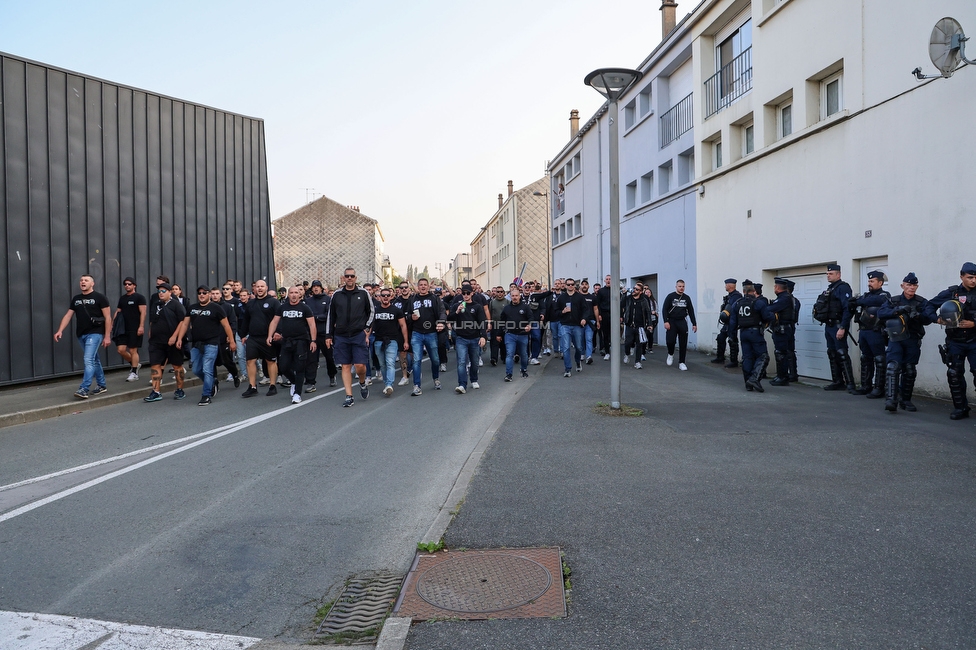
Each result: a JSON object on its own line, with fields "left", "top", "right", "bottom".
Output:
{"left": 660, "top": 92, "right": 693, "bottom": 148}
{"left": 703, "top": 46, "right": 752, "bottom": 119}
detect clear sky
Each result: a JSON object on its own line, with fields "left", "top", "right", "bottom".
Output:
{"left": 1, "top": 0, "right": 668, "bottom": 277}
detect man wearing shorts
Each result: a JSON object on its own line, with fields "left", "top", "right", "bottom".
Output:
{"left": 240, "top": 279, "right": 281, "bottom": 397}
{"left": 144, "top": 283, "right": 186, "bottom": 401}
{"left": 112, "top": 276, "right": 147, "bottom": 382}
{"left": 325, "top": 267, "right": 375, "bottom": 407}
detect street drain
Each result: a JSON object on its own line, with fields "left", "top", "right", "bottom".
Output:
{"left": 315, "top": 573, "right": 403, "bottom": 644}
{"left": 395, "top": 547, "right": 566, "bottom": 620}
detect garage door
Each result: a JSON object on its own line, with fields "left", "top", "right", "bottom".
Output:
{"left": 784, "top": 272, "right": 831, "bottom": 380}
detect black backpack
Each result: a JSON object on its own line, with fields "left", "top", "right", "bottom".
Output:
{"left": 812, "top": 291, "right": 831, "bottom": 324}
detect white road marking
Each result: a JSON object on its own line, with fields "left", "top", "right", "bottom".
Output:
{"left": 0, "top": 610, "right": 261, "bottom": 649}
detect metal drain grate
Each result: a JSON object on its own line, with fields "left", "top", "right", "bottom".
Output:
{"left": 315, "top": 573, "right": 404, "bottom": 644}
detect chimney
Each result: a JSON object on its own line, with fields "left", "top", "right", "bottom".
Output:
{"left": 498, "top": 193, "right": 504, "bottom": 209}
{"left": 507, "top": 180, "right": 514, "bottom": 197}
{"left": 661, "top": 0, "right": 678, "bottom": 38}
{"left": 570, "top": 109, "right": 580, "bottom": 137}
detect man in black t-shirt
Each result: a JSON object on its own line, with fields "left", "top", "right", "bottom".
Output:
{"left": 303, "top": 280, "right": 337, "bottom": 391}
{"left": 662, "top": 279, "right": 698, "bottom": 370}
{"left": 144, "top": 283, "right": 187, "bottom": 402}
{"left": 55, "top": 274, "right": 112, "bottom": 399}
{"left": 266, "top": 286, "right": 316, "bottom": 404}
{"left": 392, "top": 282, "right": 414, "bottom": 387}
{"left": 180, "top": 285, "right": 235, "bottom": 406}
{"left": 112, "top": 276, "right": 147, "bottom": 382}
{"left": 240, "top": 279, "right": 281, "bottom": 397}
{"left": 372, "top": 288, "right": 409, "bottom": 396}
{"left": 555, "top": 278, "right": 587, "bottom": 376}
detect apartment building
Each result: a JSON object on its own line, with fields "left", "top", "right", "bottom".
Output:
{"left": 470, "top": 179, "right": 549, "bottom": 290}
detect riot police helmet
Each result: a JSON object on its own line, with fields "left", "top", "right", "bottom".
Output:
{"left": 940, "top": 300, "right": 963, "bottom": 328}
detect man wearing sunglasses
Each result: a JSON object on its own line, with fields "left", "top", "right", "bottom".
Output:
{"left": 144, "top": 283, "right": 186, "bottom": 402}
{"left": 392, "top": 282, "right": 414, "bottom": 386}
{"left": 112, "top": 277, "right": 147, "bottom": 382}
{"left": 180, "top": 285, "right": 236, "bottom": 406}
{"left": 449, "top": 283, "right": 487, "bottom": 394}
{"left": 325, "top": 267, "right": 375, "bottom": 407}
{"left": 240, "top": 280, "right": 281, "bottom": 397}
{"left": 372, "top": 289, "right": 409, "bottom": 396}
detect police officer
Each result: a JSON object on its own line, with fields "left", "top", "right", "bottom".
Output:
{"left": 817, "top": 264, "right": 856, "bottom": 392}
{"left": 763, "top": 277, "right": 795, "bottom": 387}
{"left": 924, "top": 262, "right": 976, "bottom": 420}
{"left": 877, "top": 273, "right": 930, "bottom": 412}
{"left": 303, "top": 280, "right": 338, "bottom": 391}
{"left": 712, "top": 278, "right": 742, "bottom": 367}
{"left": 729, "top": 280, "right": 768, "bottom": 392}
{"left": 787, "top": 281, "right": 801, "bottom": 382}
{"left": 848, "top": 270, "right": 891, "bottom": 398}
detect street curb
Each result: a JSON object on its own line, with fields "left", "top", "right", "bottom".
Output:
{"left": 0, "top": 377, "right": 202, "bottom": 430}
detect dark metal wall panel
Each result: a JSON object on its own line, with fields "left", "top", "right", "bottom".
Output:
{"left": 0, "top": 52, "right": 274, "bottom": 385}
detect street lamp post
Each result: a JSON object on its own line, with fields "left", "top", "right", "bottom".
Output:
{"left": 584, "top": 68, "right": 643, "bottom": 410}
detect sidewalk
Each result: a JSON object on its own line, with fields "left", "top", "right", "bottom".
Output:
{"left": 0, "top": 367, "right": 200, "bottom": 430}
{"left": 403, "top": 349, "right": 976, "bottom": 649}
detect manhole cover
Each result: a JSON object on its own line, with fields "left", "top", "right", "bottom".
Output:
{"left": 395, "top": 547, "right": 566, "bottom": 621}
{"left": 417, "top": 553, "right": 551, "bottom": 613}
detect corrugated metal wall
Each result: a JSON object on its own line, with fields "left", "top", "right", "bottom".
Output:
{"left": 0, "top": 52, "right": 275, "bottom": 385}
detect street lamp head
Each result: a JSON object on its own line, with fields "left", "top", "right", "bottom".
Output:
{"left": 584, "top": 68, "right": 643, "bottom": 101}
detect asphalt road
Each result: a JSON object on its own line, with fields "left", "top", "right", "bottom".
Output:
{"left": 0, "top": 354, "right": 526, "bottom": 643}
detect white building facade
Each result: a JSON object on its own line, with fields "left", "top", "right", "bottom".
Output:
{"left": 470, "top": 179, "right": 549, "bottom": 290}
{"left": 690, "top": 0, "right": 976, "bottom": 396}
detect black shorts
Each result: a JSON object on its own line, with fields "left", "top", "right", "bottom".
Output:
{"left": 114, "top": 331, "right": 144, "bottom": 349}
{"left": 332, "top": 332, "right": 369, "bottom": 366}
{"left": 246, "top": 337, "right": 278, "bottom": 361}
{"left": 148, "top": 340, "right": 183, "bottom": 367}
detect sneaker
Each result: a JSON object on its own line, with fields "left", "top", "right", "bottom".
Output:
{"left": 529, "top": 358, "right": 540, "bottom": 365}
{"left": 576, "top": 362, "right": 582, "bottom": 373}
{"left": 455, "top": 385, "right": 466, "bottom": 394}
{"left": 126, "top": 371, "right": 139, "bottom": 382}
{"left": 603, "top": 353, "right": 610, "bottom": 360}
{"left": 289, "top": 384, "right": 296, "bottom": 397}
{"left": 635, "top": 362, "right": 642, "bottom": 369}
{"left": 434, "top": 380, "right": 442, "bottom": 390}
{"left": 543, "top": 348, "right": 552, "bottom": 356}
{"left": 226, "top": 372, "right": 234, "bottom": 382}
{"left": 329, "top": 377, "right": 337, "bottom": 387}
{"left": 623, "top": 355, "right": 630, "bottom": 364}
{"left": 398, "top": 376, "right": 409, "bottom": 386}
{"left": 411, "top": 386, "right": 422, "bottom": 396}
{"left": 383, "top": 386, "right": 393, "bottom": 396}
{"left": 305, "top": 383, "right": 317, "bottom": 393}
{"left": 74, "top": 389, "right": 90, "bottom": 400}
{"left": 374, "top": 370, "right": 382, "bottom": 379}
{"left": 259, "top": 377, "right": 271, "bottom": 386}
{"left": 472, "top": 381, "right": 480, "bottom": 389}
{"left": 490, "top": 359, "right": 497, "bottom": 366}
{"left": 174, "top": 389, "right": 186, "bottom": 400}
{"left": 279, "top": 378, "right": 291, "bottom": 387}
{"left": 212, "top": 381, "right": 219, "bottom": 397}
{"left": 679, "top": 363, "right": 688, "bottom": 371}
{"left": 505, "top": 374, "right": 513, "bottom": 382}
{"left": 291, "top": 394, "right": 302, "bottom": 404}
{"left": 521, "top": 369, "right": 529, "bottom": 378}
{"left": 641, "top": 355, "right": 646, "bottom": 361}
{"left": 267, "top": 385, "right": 277, "bottom": 396}
{"left": 91, "top": 385, "right": 108, "bottom": 396}
{"left": 666, "top": 354, "right": 674, "bottom": 366}
{"left": 360, "top": 383, "right": 369, "bottom": 399}
{"left": 439, "top": 363, "right": 447, "bottom": 373}
{"left": 198, "top": 396, "right": 211, "bottom": 406}
{"left": 564, "top": 371, "right": 571, "bottom": 378}
{"left": 241, "top": 385, "right": 258, "bottom": 398}
{"left": 233, "top": 374, "right": 241, "bottom": 388}
{"left": 365, "top": 377, "right": 372, "bottom": 386}
{"left": 343, "top": 395, "right": 354, "bottom": 407}
{"left": 144, "top": 391, "right": 162, "bottom": 402}
{"left": 586, "top": 356, "right": 593, "bottom": 365}
{"left": 478, "top": 358, "right": 483, "bottom": 367}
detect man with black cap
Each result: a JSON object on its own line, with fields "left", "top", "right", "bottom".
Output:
{"left": 144, "top": 283, "right": 186, "bottom": 402}
{"left": 712, "top": 278, "right": 742, "bottom": 367}
{"left": 878, "top": 273, "right": 931, "bottom": 412}
{"left": 729, "top": 280, "right": 768, "bottom": 392}
{"left": 815, "top": 264, "right": 856, "bottom": 392}
{"left": 847, "top": 270, "right": 891, "bottom": 398}
{"left": 112, "top": 276, "right": 147, "bottom": 382}
{"left": 925, "top": 262, "right": 976, "bottom": 419}
{"left": 180, "top": 284, "right": 236, "bottom": 406}
{"left": 763, "top": 277, "right": 796, "bottom": 386}
{"left": 303, "top": 280, "right": 337, "bottom": 391}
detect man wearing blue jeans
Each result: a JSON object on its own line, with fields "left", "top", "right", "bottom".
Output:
{"left": 498, "top": 286, "right": 533, "bottom": 381}
{"left": 55, "top": 274, "right": 113, "bottom": 399}
{"left": 371, "top": 289, "right": 409, "bottom": 396}
{"left": 555, "top": 278, "right": 587, "bottom": 377}
{"left": 181, "top": 285, "right": 236, "bottom": 406}
{"left": 409, "top": 278, "right": 446, "bottom": 396}
{"left": 449, "top": 283, "right": 487, "bottom": 394}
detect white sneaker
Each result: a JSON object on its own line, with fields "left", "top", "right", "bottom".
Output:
{"left": 455, "top": 385, "right": 466, "bottom": 394}
{"left": 383, "top": 386, "right": 393, "bottom": 396}
{"left": 290, "top": 384, "right": 296, "bottom": 397}
{"left": 259, "top": 377, "right": 271, "bottom": 385}
{"left": 365, "top": 377, "right": 372, "bottom": 386}
{"left": 126, "top": 371, "right": 138, "bottom": 382}
{"left": 529, "top": 358, "right": 540, "bottom": 365}
{"left": 603, "top": 354, "right": 610, "bottom": 360}
{"left": 478, "top": 358, "right": 483, "bottom": 367}
{"left": 641, "top": 355, "right": 646, "bottom": 361}
{"left": 439, "top": 363, "right": 447, "bottom": 372}
{"left": 623, "top": 356, "right": 630, "bottom": 364}
{"left": 635, "top": 362, "right": 642, "bottom": 369}
{"left": 679, "top": 363, "right": 688, "bottom": 371}
{"left": 472, "top": 381, "right": 480, "bottom": 389}
{"left": 398, "top": 376, "right": 409, "bottom": 386}
{"left": 291, "top": 394, "right": 302, "bottom": 404}
{"left": 666, "top": 355, "right": 674, "bottom": 366}
{"left": 226, "top": 373, "right": 234, "bottom": 382}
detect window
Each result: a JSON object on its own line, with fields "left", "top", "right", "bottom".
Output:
{"left": 704, "top": 17, "right": 753, "bottom": 117}
{"left": 640, "top": 172, "right": 653, "bottom": 203}
{"left": 639, "top": 85, "right": 653, "bottom": 118}
{"left": 743, "top": 122, "right": 755, "bottom": 155}
{"left": 715, "top": 140, "right": 723, "bottom": 169}
{"left": 553, "top": 227, "right": 560, "bottom": 246}
{"left": 778, "top": 102, "right": 792, "bottom": 138}
{"left": 559, "top": 223, "right": 566, "bottom": 242}
{"left": 658, "top": 161, "right": 672, "bottom": 195}
{"left": 625, "top": 181, "right": 637, "bottom": 211}
{"left": 572, "top": 152, "right": 581, "bottom": 177}
{"left": 678, "top": 149, "right": 694, "bottom": 186}
{"left": 565, "top": 219, "right": 574, "bottom": 239}
{"left": 573, "top": 214, "right": 581, "bottom": 237}
{"left": 822, "top": 73, "right": 842, "bottom": 118}
{"left": 624, "top": 99, "right": 637, "bottom": 130}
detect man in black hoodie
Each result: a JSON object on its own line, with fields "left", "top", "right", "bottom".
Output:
{"left": 325, "top": 267, "right": 375, "bottom": 407}
{"left": 448, "top": 283, "right": 487, "bottom": 394}
{"left": 409, "top": 278, "right": 447, "bottom": 395}
{"left": 662, "top": 279, "right": 697, "bottom": 370}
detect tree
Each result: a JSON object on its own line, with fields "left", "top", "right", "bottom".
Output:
{"left": 421, "top": 265, "right": 430, "bottom": 280}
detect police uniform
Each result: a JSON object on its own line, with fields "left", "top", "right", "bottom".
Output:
{"left": 848, "top": 270, "right": 891, "bottom": 398}
{"left": 877, "top": 272, "right": 930, "bottom": 412}
{"left": 817, "top": 264, "right": 856, "bottom": 392}
{"left": 788, "top": 281, "right": 801, "bottom": 382}
{"left": 713, "top": 278, "right": 742, "bottom": 367}
{"left": 924, "top": 261, "right": 976, "bottom": 420}
{"left": 762, "top": 278, "right": 795, "bottom": 386}
{"left": 729, "top": 281, "right": 768, "bottom": 392}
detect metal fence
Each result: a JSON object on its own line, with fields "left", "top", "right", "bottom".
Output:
{"left": 703, "top": 47, "right": 752, "bottom": 119}
{"left": 660, "top": 92, "right": 694, "bottom": 148}
{"left": 0, "top": 52, "right": 275, "bottom": 385}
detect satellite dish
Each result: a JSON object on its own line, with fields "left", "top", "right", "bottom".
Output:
{"left": 931, "top": 17, "right": 965, "bottom": 78}
{"left": 913, "top": 17, "right": 976, "bottom": 80}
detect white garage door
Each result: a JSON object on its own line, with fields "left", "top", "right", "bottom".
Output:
{"left": 786, "top": 273, "right": 831, "bottom": 379}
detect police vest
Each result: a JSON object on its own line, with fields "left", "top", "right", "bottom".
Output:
{"left": 774, "top": 295, "right": 795, "bottom": 326}
{"left": 736, "top": 297, "right": 762, "bottom": 328}
{"left": 946, "top": 286, "right": 976, "bottom": 341}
